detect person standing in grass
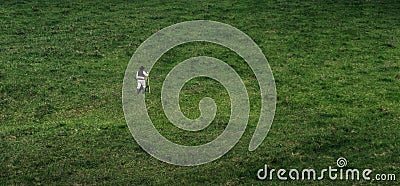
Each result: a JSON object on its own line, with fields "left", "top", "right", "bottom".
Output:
{"left": 136, "top": 66, "right": 148, "bottom": 94}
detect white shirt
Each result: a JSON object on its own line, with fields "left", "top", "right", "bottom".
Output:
{"left": 136, "top": 71, "right": 148, "bottom": 80}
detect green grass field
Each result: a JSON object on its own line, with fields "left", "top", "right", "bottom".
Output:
{"left": 1, "top": 0, "right": 399, "bottom": 185}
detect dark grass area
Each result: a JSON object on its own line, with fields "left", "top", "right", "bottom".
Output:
{"left": 1, "top": 0, "right": 399, "bottom": 185}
